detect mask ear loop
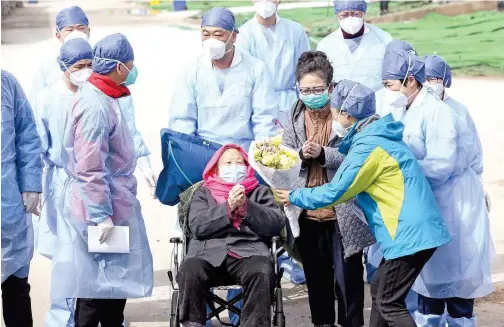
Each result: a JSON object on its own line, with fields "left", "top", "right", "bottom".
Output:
{"left": 340, "top": 84, "right": 359, "bottom": 114}
{"left": 400, "top": 53, "right": 413, "bottom": 92}
{"left": 442, "top": 61, "right": 447, "bottom": 87}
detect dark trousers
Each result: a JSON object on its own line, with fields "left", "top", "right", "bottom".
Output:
{"left": 75, "top": 299, "right": 127, "bottom": 327}
{"left": 177, "top": 255, "right": 274, "bottom": 327}
{"left": 297, "top": 218, "right": 364, "bottom": 327}
{"left": 369, "top": 248, "right": 436, "bottom": 327}
{"left": 2, "top": 275, "right": 33, "bottom": 327}
{"left": 418, "top": 295, "right": 474, "bottom": 319}
{"left": 380, "top": 1, "right": 389, "bottom": 14}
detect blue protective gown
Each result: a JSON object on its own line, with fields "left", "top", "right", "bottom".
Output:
{"left": 236, "top": 15, "right": 311, "bottom": 126}
{"left": 1, "top": 70, "right": 43, "bottom": 283}
{"left": 316, "top": 24, "right": 392, "bottom": 91}
{"left": 34, "top": 80, "right": 148, "bottom": 325}
{"left": 50, "top": 81, "right": 153, "bottom": 299}
{"left": 168, "top": 49, "right": 278, "bottom": 150}
{"left": 33, "top": 81, "right": 151, "bottom": 259}
{"left": 403, "top": 87, "right": 493, "bottom": 300}
{"left": 444, "top": 94, "right": 483, "bottom": 175}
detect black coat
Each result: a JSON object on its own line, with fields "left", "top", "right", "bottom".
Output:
{"left": 186, "top": 185, "right": 285, "bottom": 267}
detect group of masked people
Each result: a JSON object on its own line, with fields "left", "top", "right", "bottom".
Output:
{"left": 1, "top": 1, "right": 494, "bottom": 327}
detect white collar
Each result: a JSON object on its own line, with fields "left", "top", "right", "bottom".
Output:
{"left": 200, "top": 48, "right": 243, "bottom": 69}
{"left": 408, "top": 86, "right": 429, "bottom": 111}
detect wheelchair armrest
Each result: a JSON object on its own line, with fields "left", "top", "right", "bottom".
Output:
{"left": 170, "top": 237, "right": 182, "bottom": 244}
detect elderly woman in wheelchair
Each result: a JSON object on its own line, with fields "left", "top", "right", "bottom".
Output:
{"left": 174, "top": 144, "right": 286, "bottom": 327}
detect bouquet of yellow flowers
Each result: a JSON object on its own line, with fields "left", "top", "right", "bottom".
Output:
{"left": 249, "top": 131, "right": 302, "bottom": 236}
{"left": 253, "top": 134, "right": 298, "bottom": 170}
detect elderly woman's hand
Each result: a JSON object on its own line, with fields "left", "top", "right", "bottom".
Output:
{"left": 275, "top": 189, "right": 292, "bottom": 206}
{"left": 228, "top": 184, "right": 245, "bottom": 211}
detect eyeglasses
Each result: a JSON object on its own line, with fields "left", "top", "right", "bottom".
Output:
{"left": 298, "top": 86, "right": 327, "bottom": 96}
{"left": 427, "top": 77, "right": 443, "bottom": 84}
{"left": 337, "top": 11, "right": 364, "bottom": 20}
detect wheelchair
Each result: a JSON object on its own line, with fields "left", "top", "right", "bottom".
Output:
{"left": 167, "top": 183, "right": 287, "bottom": 327}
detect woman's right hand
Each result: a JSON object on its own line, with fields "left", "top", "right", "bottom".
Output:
{"left": 228, "top": 185, "right": 244, "bottom": 211}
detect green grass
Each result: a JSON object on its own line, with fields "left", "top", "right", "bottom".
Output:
{"left": 377, "top": 11, "right": 504, "bottom": 76}
{"left": 148, "top": 1, "right": 254, "bottom": 12}
{"left": 235, "top": 4, "right": 504, "bottom": 76}
{"left": 234, "top": 1, "right": 434, "bottom": 34}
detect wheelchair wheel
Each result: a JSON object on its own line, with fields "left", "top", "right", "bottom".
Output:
{"left": 170, "top": 290, "right": 180, "bottom": 327}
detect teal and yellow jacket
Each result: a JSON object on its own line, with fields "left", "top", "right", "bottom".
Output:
{"left": 289, "top": 114, "right": 451, "bottom": 260}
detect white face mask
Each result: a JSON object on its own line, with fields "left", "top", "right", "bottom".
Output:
{"left": 219, "top": 164, "right": 247, "bottom": 184}
{"left": 69, "top": 68, "right": 92, "bottom": 87}
{"left": 254, "top": 0, "right": 277, "bottom": 19}
{"left": 202, "top": 33, "right": 233, "bottom": 60}
{"left": 384, "top": 88, "right": 408, "bottom": 108}
{"left": 339, "top": 16, "right": 364, "bottom": 35}
{"left": 424, "top": 82, "right": 444, "bottom": 99}
{"left": 331, "top": 88, "right": 356, "bottom": 137}
{"left": 64, "top": 30, "right": 89, "bottom": 43}
{"left": 332, "top": 120, "right": 350, "bottom": 138}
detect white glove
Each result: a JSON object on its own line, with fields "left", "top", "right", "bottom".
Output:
{"left": 97, "top": 217, "right": 114, "bottom": 244}
{"left": 137, "top": 156, "right": 157, "bottom": 199}
{"left": 143, "top": 168, "right": 158, "bottom": 199}
{"left": 22, "top": 192, "right": 40, "bottom": 214}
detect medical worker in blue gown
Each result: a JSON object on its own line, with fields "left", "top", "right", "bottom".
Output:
{"left": 317, "top": 0, "right": 392, "bottom": 91}
{"left": 236, "top": 0, "right": 311, "bottom": 125}
{"left": 1, "top": 70, "right": 43, "bottom": 327}
{"left": 29, "top": 6, "right": 91, "bottom": 105}
{"left": 29, "top": 6, "right": 157, "bottom": 196}
{"left": 52, "top": 33, "right": 153, "bottom": 325}
{"left": 381, "top": 49, "right": 494, "bottom": 327}
{"left": 33, "top": 38, "right": 93, "bottom": 327}
{"left": 168, "top": 7, "right": 278, "bottom": 151}
{"left": 374, "top": 39, "right": 417, "bottom": 121}
{"left": 411, "top": 54, "right": 494, "bottom": 327}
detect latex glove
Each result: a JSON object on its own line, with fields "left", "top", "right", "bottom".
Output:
{"left": 137, "top": 157, "right": 157, "bottom": 199}
{"left": 97, "top": 217, "right": 114, "bottom": 244}
{"left": 22, "top": 192, "right": 40, "bottom": 214}
{"left": 143, "top": 168, "right": 158, "bottom": 199}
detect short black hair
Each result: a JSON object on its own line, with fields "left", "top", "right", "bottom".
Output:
{"left": 295, "top": 51, "right": 334, "bottom": 86}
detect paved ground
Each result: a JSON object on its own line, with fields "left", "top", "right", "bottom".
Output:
{"left": 1, "top": 2, "right": 503, "bottom": 326}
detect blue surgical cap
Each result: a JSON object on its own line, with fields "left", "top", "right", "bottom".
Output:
{"left": 92, "top": 34, "right": 134, "bottom": 75}
{"left": 386, "top": 40, "right": 417, "bottom": 55}
{"left": 57, "top": 38, "right": 93, "bottom": 72}
{"left": 56, "top": 6, "right": 89, "bottom": 31}
{"left": 333, "top": 0, "right": 367, "bottom": 14}
{"left": 382, "top": 49, "right": 426, "bottom": 83}
{"left": 201, "top": 7, "right": 238, "bottom": 33}
{"left": 331, "top": 79, "right": 375, "bottom": 119}
{"left": 423, "top": 54, "right": 452, "bottom": 88}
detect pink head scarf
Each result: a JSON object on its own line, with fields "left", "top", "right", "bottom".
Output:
{"left": 202, "top": 144, "right": 259, "bottom": 205}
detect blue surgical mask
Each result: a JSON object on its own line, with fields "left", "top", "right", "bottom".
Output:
{"left": 219, "top": 164, "right": 246, "bottom": 184}
{"left": 123, "top": 65, "right": 138, "bottom": 86}
{"left": 299, "top": 90, "right": 329, "bottom": 110}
